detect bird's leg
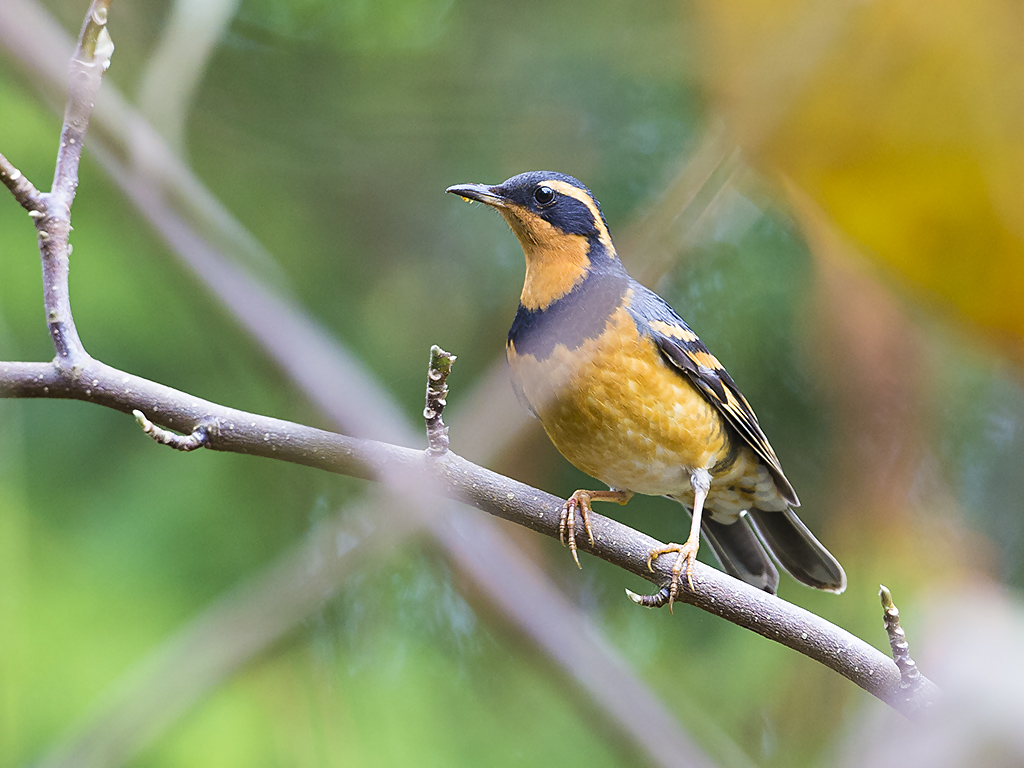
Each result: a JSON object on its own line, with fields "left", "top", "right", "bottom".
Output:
{"left": 646, "top": 468, "right": 711, "bottom": 611}
{"left": 560, "top": 489, "right": 633, "bottom": 568}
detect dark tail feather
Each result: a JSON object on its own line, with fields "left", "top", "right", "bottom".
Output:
{"left": 746, "top": 508, "right": 846, "bottom": 593}
{"left": 701, "top": 517, "right": 780, "bottom": 594}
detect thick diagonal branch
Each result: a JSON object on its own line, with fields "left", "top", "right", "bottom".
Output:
{"left": 0, "top": 355, "right": 939, "bottom": 719}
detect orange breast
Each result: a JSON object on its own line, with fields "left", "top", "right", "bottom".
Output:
{"left": 508, "top": 305, "right": 733, "bottom": 497}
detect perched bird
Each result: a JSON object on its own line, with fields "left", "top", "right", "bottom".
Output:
{"left": 446, "top": 171, "right": 845, "bottom": 606}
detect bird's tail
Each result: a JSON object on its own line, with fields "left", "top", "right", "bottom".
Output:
{"left": 746, "top": 508, "right": 846, "bottom": 593}
{"left": 701, "top": 517, "right": 780, "bottom": 594}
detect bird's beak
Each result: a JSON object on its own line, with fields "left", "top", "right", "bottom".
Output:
{"left": 445, "top": 183, "right": 508, "bottom": 208}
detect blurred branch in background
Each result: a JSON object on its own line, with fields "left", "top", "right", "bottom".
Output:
{"left": 135, "top": 0, "right": 240, "bottom": 154}
{"left": 787, "top": 182, "right": 981, "bottom": 588}
{"left": 34, "top": 499, "right": 391, "bottom": 768}
{"left": 618, "top": 125, "right": 742, "bottom": 287}
{"left": 0, "top": 0, "right": 289, "bottom": 288}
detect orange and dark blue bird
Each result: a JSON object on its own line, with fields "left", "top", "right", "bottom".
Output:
{"left": 446, "top": 171, "right": 846, "bottom": 607}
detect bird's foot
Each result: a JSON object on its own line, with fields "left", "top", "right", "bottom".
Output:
{"left": 559, "top": 491, "right": 596, "bottom": 568}
{"left": 645, "top": 538, "right": 700, "bottom": 612}
{"left": 559, "top": 489, "right": 632, "bottom": 568}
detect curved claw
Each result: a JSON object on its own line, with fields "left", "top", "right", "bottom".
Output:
{"left": 625, "top": 586, "right": 672, "bottom": 608}
{"left": 646, "top": 541, "right": 700, "bottom": 613}
{"left": 558, "top": 489, "right": 630, "bottom": 570}
{"left": 559, "top": 492, "right": 594, "bottom": 569}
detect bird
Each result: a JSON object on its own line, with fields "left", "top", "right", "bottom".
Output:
{"left": 446, "top": 171, "right": 846, "bottom": 608}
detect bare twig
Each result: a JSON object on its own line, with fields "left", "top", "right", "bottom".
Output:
{"left": 51, "top": 0, "right": 113, "bottom": 211}
{"left": 0, "top": 152, "right": 45, "bottom": 212}
{"left": 880, "top": 585, "right": 926, "bottom": 699}
{"left": 133, "top": 409, "right": 210, "bottom": 452}
{"left": 424, "top": 345, "right": 456, "bottom": 456}
{"left": 27, "top": 0, "right": 114, "bottom": 364}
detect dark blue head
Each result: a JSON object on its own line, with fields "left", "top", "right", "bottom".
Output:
{"left": 447, "top": 171, "right": 620, "bottom": 309}
{"left": 446, "top": 171, "right": 613, "bottom": 246}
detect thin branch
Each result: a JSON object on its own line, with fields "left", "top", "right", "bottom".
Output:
{"left": 134, "top": 409, "right": 210, "bottom": 451}
{"left": 0, "top": 152, "right": 45, "bottom": 212}
{"left": 424, "top": 345, "right": 456, "bottom": 456}
{"left": 51, "top": 0, "right": 113, "bottom": 210}
{"left": 30, "top": 0, "right": 114, "bottom": 364}
{"left": 880, "top": 585, "right": 926, "bottom": 699}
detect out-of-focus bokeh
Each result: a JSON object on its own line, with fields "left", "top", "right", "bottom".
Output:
{"left": 1, "top": 0, "right": 1023, "bottom": 766}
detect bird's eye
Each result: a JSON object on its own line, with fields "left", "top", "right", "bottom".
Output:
{"left": 533, "top": 185, "right": 555, "bottom": 206}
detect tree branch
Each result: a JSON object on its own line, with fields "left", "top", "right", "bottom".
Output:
{"left": 880, "top": 585, "right": 927, "bottom": 702}
{"left": 52, "top": 0, "right": 113, "bottom": 211}
{"left": 134, "top": 409, "right": 211, "bottom": 451}
{"left": 17, "top": 0, "right": 114, "bottom": 364}
{"left": 424, "top": 344, "right": 456, "bottom": 456}
{"left": 0, "top": 151, "right": 45, "bottom": 212}
{"left": 0, "top": 352, "right": 939, "bottom": 718}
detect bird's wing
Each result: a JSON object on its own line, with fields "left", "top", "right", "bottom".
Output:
{"left": 630, "top": 286, "right": 799, "bottom": 506}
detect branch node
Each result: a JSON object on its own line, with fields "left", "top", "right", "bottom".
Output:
{"left": 133, "top": 409, "right": 210, "bottom": 452}
{"left": 424, "top": 345, "right": 456, "bottom": 457}
{"left": 879, "top": 584, "right": 924, "bottom": 696}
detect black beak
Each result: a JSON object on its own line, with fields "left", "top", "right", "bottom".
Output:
{"left": 445, "top": 183, "right": 507, "bottom": 208}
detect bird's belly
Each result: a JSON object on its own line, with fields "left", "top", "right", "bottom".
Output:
{"left": 509, "top": 307, "right": 731, "bottom": 497}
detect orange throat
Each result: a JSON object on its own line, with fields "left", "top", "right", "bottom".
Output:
{"left": 502, "top": 213, "right": 591, "bottom": 311}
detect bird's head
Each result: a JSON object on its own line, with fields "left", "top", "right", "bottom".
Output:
{"left": 447, "top": 171, "right": 619, "bottom": 310}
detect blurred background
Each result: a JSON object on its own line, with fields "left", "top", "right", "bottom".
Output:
{"left": 2, "top": 0, "right": 1024, "bottom": 766}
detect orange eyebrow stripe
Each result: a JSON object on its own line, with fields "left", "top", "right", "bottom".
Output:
{"left": 541, "top": 179, "right": 615, "bottom": 253}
